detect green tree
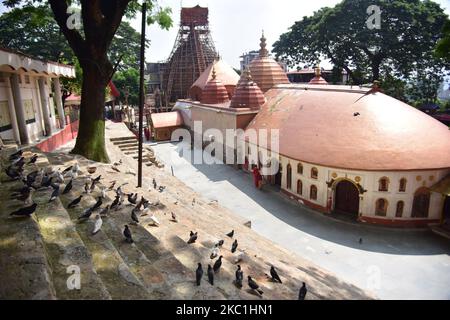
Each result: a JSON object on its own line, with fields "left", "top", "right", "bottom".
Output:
{"left": 436, "top": 20, "right": 450, "bottom": 62}
{"left": 2, "top": 0, "right": 172, "bottom": 162}
{"left": 273, "top": 0, "right": 449, "bottom": 86}
{"left": 113, "top": 68, "right": 140, "bottom": 106}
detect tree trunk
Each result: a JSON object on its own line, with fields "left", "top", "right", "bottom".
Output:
{"left": 71, "top": 62, "right": 110, "bottom": 163}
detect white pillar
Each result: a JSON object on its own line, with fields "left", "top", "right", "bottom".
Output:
{"left": 53, "top": 77, "right": 66, "bottom": 128}
{"left": 38, "top": 77, "right": 53, "bottom": 136}
{"left": 6, "top": 75, "right": 21, "bottom": 144}
{"left": 10, "top": 74, "right": 30, "bottom": 144}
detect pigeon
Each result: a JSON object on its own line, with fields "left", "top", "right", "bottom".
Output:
{"left": 210, "top": 245, "right": 220, "bottom": 259}
{"left": 89, "top": 180, "right": 97, "bottom": 192}
{"left": 235, "top": 265, "right": 243, "bottom": 288}
{"left": 187, "top": 231, "right": 198, "bottom": 244}
{"left": 131, "top": 207, "right": 139, "bottom": 223}
{"left": 113, "top": 159, "right": 123, "bottom": 166}
{"left": 108, "top": 181, "right": 116, "bottom": 191}
{"left": 226, "top": 230, "right": 234, "bottom": 238}
{"left": 72, "top": 163, "right": 80, "bottom": 173}
{"left": 28, "top": 154, "right": 38, "bottom": 164}
{"left": 298, "top": 282, "right": 307, "bottom": 300}
{"left": 12, "top": 156, "right": 25, "bottom": 166}
{"left": 192, "top": 198, "right": 195, "bottom": 206}
{"left": 62, "top": 179, "right": 73, "bottom": 194}
{"left": 112, "top": 166, "right": 120, "bottom": 172}
{"left": 26, "top": 170, "right": 39, "bottom": 184}
{"left": 5, "top": 166, "right": 22, "bottom": 180}
{"left": 92, "top": 197, "right": 102, "bottom": 211}
{"left": 93, "top": 174, "right": 101, "bottom": 182}
{"left": 158, "top": 186, "right": 166, "bottom": 193}
{"left": 40, "top": 176, "right": 53, "bottom": 188}
{"left": 49, "top": 185, "right": 60, "bottom": 202}
{"left": 127, "top": 193, "right": 138, "bottom": 205}
{"left": 9, "top": 149, "right": 23, "bottom": 161}
{"left": 207, "top": 265, "right": 214, "bottom": 285}
{"left": 99, "top": 205, "right": 110, "bottom": 217}
{"left": 171, "top": 212, "right": 178, "bottom": 222}
{"left": 92, "top": 215, "right": 102, "bottom": 234}
{"left": 78, "top": 207, "right": 93, "bottom": 221}
{"left": 53, "top": 170, "right": 65, "bottom": 184}
{"left": 68, "top": 195, "right": 83, "bottom": 208}
{"left": 213, "top": 256, "right": 223, "bottom": 273}
{"left": 248, "top": 276, "right": 263, "bottom": 295}
{"left": 353, "top": 112, "right": 360, "bottom": 117}
{"left": 10, "top": 203, "right": 37, "bottom": 217}
{"left": 100, "top": 187, "right": 107, "bottom": 199}
{"left": 195, "top": 263, "right": 203, "bottom": 286}
{"left": 62, "top": 165, "right": 73, "bottom": 174}
{"left": 152, "top": 178, "right": 157, "bottom": 189}
{"left": 231, "top": 239, "right": 238, "bottom": 253}
{"left": 123, "top": 225, "right": 133, "bottom": 243}
{"left": 270, "top": 266, "right": 282, "bottom": 283}
{"left": 84, "top": 182, "right": 90, "bottom": 194}
{"left": 216, "top": 239, "right": 224, "bottom": 247}
{"left": 149, "top": 214, "right": 160, "bottom": 226}
{"left": 110, "top": 195, "right": 121, "bottom": 210}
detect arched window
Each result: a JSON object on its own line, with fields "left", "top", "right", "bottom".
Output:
{"left": 297, "top": 180, "right": 303, "bottom": 195}
{"left": 399, "top": 178, "right": 407, "bottom": 192}
{"left": 412, "top": 187, "right": 430, "bottom": 218}
{"left": 310, "top": 185, "right": 317, "bottom": 200}
{"left": 396, "top": 201, "right": 404, "bottom": 217}
{"left": 311, "top": 167, "right": 318, "bottom": 179}
{"left": 286, "top": 164, "right": 292, "bottom": 190}
{"left": 375, "top": 198, "right": 388, "bottom": 216}
{"left": 297, "top": 163, "right": 303, "bottom": 174}
{"left": 378, "top": 177, "right": 389, "bottom": 191}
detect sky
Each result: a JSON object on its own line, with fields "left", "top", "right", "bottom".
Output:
{"left": 129, "top": 0, "right": 450, "bottom": 69}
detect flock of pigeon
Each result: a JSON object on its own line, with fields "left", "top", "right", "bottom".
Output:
{"left": 4, "top": 148, "right": 308, "bottom": 300}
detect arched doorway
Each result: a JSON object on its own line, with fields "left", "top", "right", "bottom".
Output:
{"left": 334, "top": 180, "right": 360, "bottom": 218}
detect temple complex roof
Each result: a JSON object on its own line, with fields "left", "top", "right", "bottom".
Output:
{"left": 230, "top": 68, "right": 266, "bottom": 109}
{"left": 200, "top": 68, "right": 230, "bottom": 104}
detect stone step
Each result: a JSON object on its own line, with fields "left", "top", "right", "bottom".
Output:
{"left": 57, "top": 178, "right": 151, "bottom": 300}
{"left": 110, "top": 137, "right": 137, "bottom": 142}
{"left": 0, "top": 180, "right": 56, "bottom": 300}
{"left": 117, "top": 142, "right": 139, "bottom": 148}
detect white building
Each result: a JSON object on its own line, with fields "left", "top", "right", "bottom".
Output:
{"left": 0, "top": 47, "right": 75, "bottom": 145}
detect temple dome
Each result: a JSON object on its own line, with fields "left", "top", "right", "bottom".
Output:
{"left": 190, "top": 59, "right": 240, "bottom": 101}
{"left": 248, "top": 32, "right": 290, "bottom": 93}
{"left": 308, "top": 66, "right": 328, "bottom": 85}
{"left": 200, "top": 68, "right": 230, "bottom": 104}
{"left": 230, "top": 68, "right": 266, "bottom": 109}
{"left": 245, "top": 83, "right": 450, "bottom": 171}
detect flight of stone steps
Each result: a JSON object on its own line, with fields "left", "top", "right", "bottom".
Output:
{"left": 110, "top": 137, "right": 163, "bottom": 168}
{"left": 0, "top": 146, "right": 373, "bottom": 300}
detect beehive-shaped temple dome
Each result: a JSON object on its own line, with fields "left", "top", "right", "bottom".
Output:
{"left": 308, "top": 65, "right": 328, "bottom": 85}
{"left": 200, "top": 68, "right": 230, "bottom": 104}
{"left": 230, "top": 68, "right": 266, "bottom": 109}
{"left": 248, "top": 32, "right": 290, "bottom": 93}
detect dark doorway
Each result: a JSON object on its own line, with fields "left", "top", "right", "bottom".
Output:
{"left": 275, "top": 164, "right": 282, "bottom": 187}
{"left": 442, "top": 196, "right": 450, "bottom": 227}
{"left": 334, "top": 180, "right": 360, "bottom": 218}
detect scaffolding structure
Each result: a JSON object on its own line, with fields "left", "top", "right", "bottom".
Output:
{"left": 161, "top": 5, "right": 217, "bottom": 105}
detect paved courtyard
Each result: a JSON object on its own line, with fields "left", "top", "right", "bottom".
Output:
{"left": 149, "top": 141, "right": 450, "bottom": 300}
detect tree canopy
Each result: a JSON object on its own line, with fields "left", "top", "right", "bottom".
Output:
{"left": 273, "top": 0, "right": 449, "bottom": 102}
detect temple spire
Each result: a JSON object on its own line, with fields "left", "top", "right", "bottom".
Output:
{"left": 259, "top": 30, "right": 269, "bottom": 57}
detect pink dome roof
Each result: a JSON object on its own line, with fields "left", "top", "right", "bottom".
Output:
{"left": 230, "top": 69, "right": 266, "bottom": 109}
{"left": 245, "top": 84, "right": 450, "bottom": 171}
{"left": 308, "top": 66, "right": 328, "bottom": 85}
{"left": 248, "top": 32, "right": 290, "bottom": 93}
{"left": 200, "top": 68, "right": 230, "bottom": 104}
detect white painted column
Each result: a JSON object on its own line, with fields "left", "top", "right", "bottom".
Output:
{"left": 10, "top": 74, "right": 30, "bottom": 144}
{"left": 6, "top": 75, "right": 21, "bottom": 144}
{"left": 38, "top": 77, "right": 53, "bottom": 136}
{"left": 53, "top": 77, "right": 65, "bottom": 128}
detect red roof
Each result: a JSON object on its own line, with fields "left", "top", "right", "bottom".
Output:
{"left": 109, "top": 81, "right": 120, "bottom": 98}
{"left": 245, "top": 84, "right": 450, "bottom": 171}
{"left": 151, "top": 111, "right": 184, "bottom": 129}
{"left": 230, "top": 69, "right": 266, "bottom": 109}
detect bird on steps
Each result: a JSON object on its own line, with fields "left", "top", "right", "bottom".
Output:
{"left": 195, "top": 263, "right": 203, "bottom": 286}
{"left": 298, "top": 282, "right": 307, "bottom": 300}
{"left": 248, "top": 276, "right": 263, "bottom": 295}
{"left": 152, "top": 178, "right": 157, "bottom": 189}
{"left": 9, "top": 203, "right": 37, "bottom": 217}
{"left": 99, "top": 205, "right": 110, "bottom": 217}
{"left": 210, "top": 244, "right": 220, "bottom": 259}
{"left": 92, "top": 197, "right": 103, "bottom": 211}
{"left": 78, "top": 207, "right": 93, "bottom": 221}
{"left": 61, "top": 165, "right": 73, "bottom": 174}
{"left": 62, "top": 179, "right": 73, "bottom": 194}
{"left": 235, "top": 265, "right": 243, "bottom": 288}
{"left": 68, "top": 195, "right": 83, "bottom": 208}
{"left": 216, "top": 239, "right": 224, "bottom": 247}
{"left": 213, "top": 255, "right": 223, "bottom": 273}
{"left": 49, "top": 185, "right": 60, "bottom": 202}
{"left": 9, "top": 149, "right": 23, "bottom": 161}
{"left": 131, "top": 207, "right": 139, "bottom": 224}
{"left": 92, "top": 215, "right": 102, "bottom": 235}
{"left": 123, "top": 225, "right": 133, "bottom": 243}
{"left": 100, "top": 187, "right": 107, "bottom": 199}
{"left": 226, "top": 230, "right": 234, "bottom": 238}
{"left": 28, "top": 154, "right": 38, "bottom": 165}
{"left": 127, "top": 193, "right": 138, "bottom": 205}
{"left": 110, "top": 195, "right": 121, "bottom": 211}
{"left": 207, "top": 265, "right": 214, "bottom": 285}
{"left": 171, "top": 211, "right": 178, "bottom": 222}
{"left": 187, "top": 231, "right": 198, "bottom": 244}
{"left": 270, "top": 266, "right": 282, "bottom": 283}
{"left": 148, "top": 214, "right": 160, "bottom": 226}
{"left": 231, "top": 239, "right": 238, "bottom": 253}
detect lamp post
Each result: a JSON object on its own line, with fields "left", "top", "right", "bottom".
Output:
{"left": 138, "top": 1, "right": 146, "bottom": 187}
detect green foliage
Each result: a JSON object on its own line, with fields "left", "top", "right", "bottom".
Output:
{"left": 113, "top": 68, "right": 140, "bottom": 106}
{"left": 436, "top": 19, "right": 450, "bottom": 62}
{"left": 273, "top": 0, "right": 449, "bottom": 103}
